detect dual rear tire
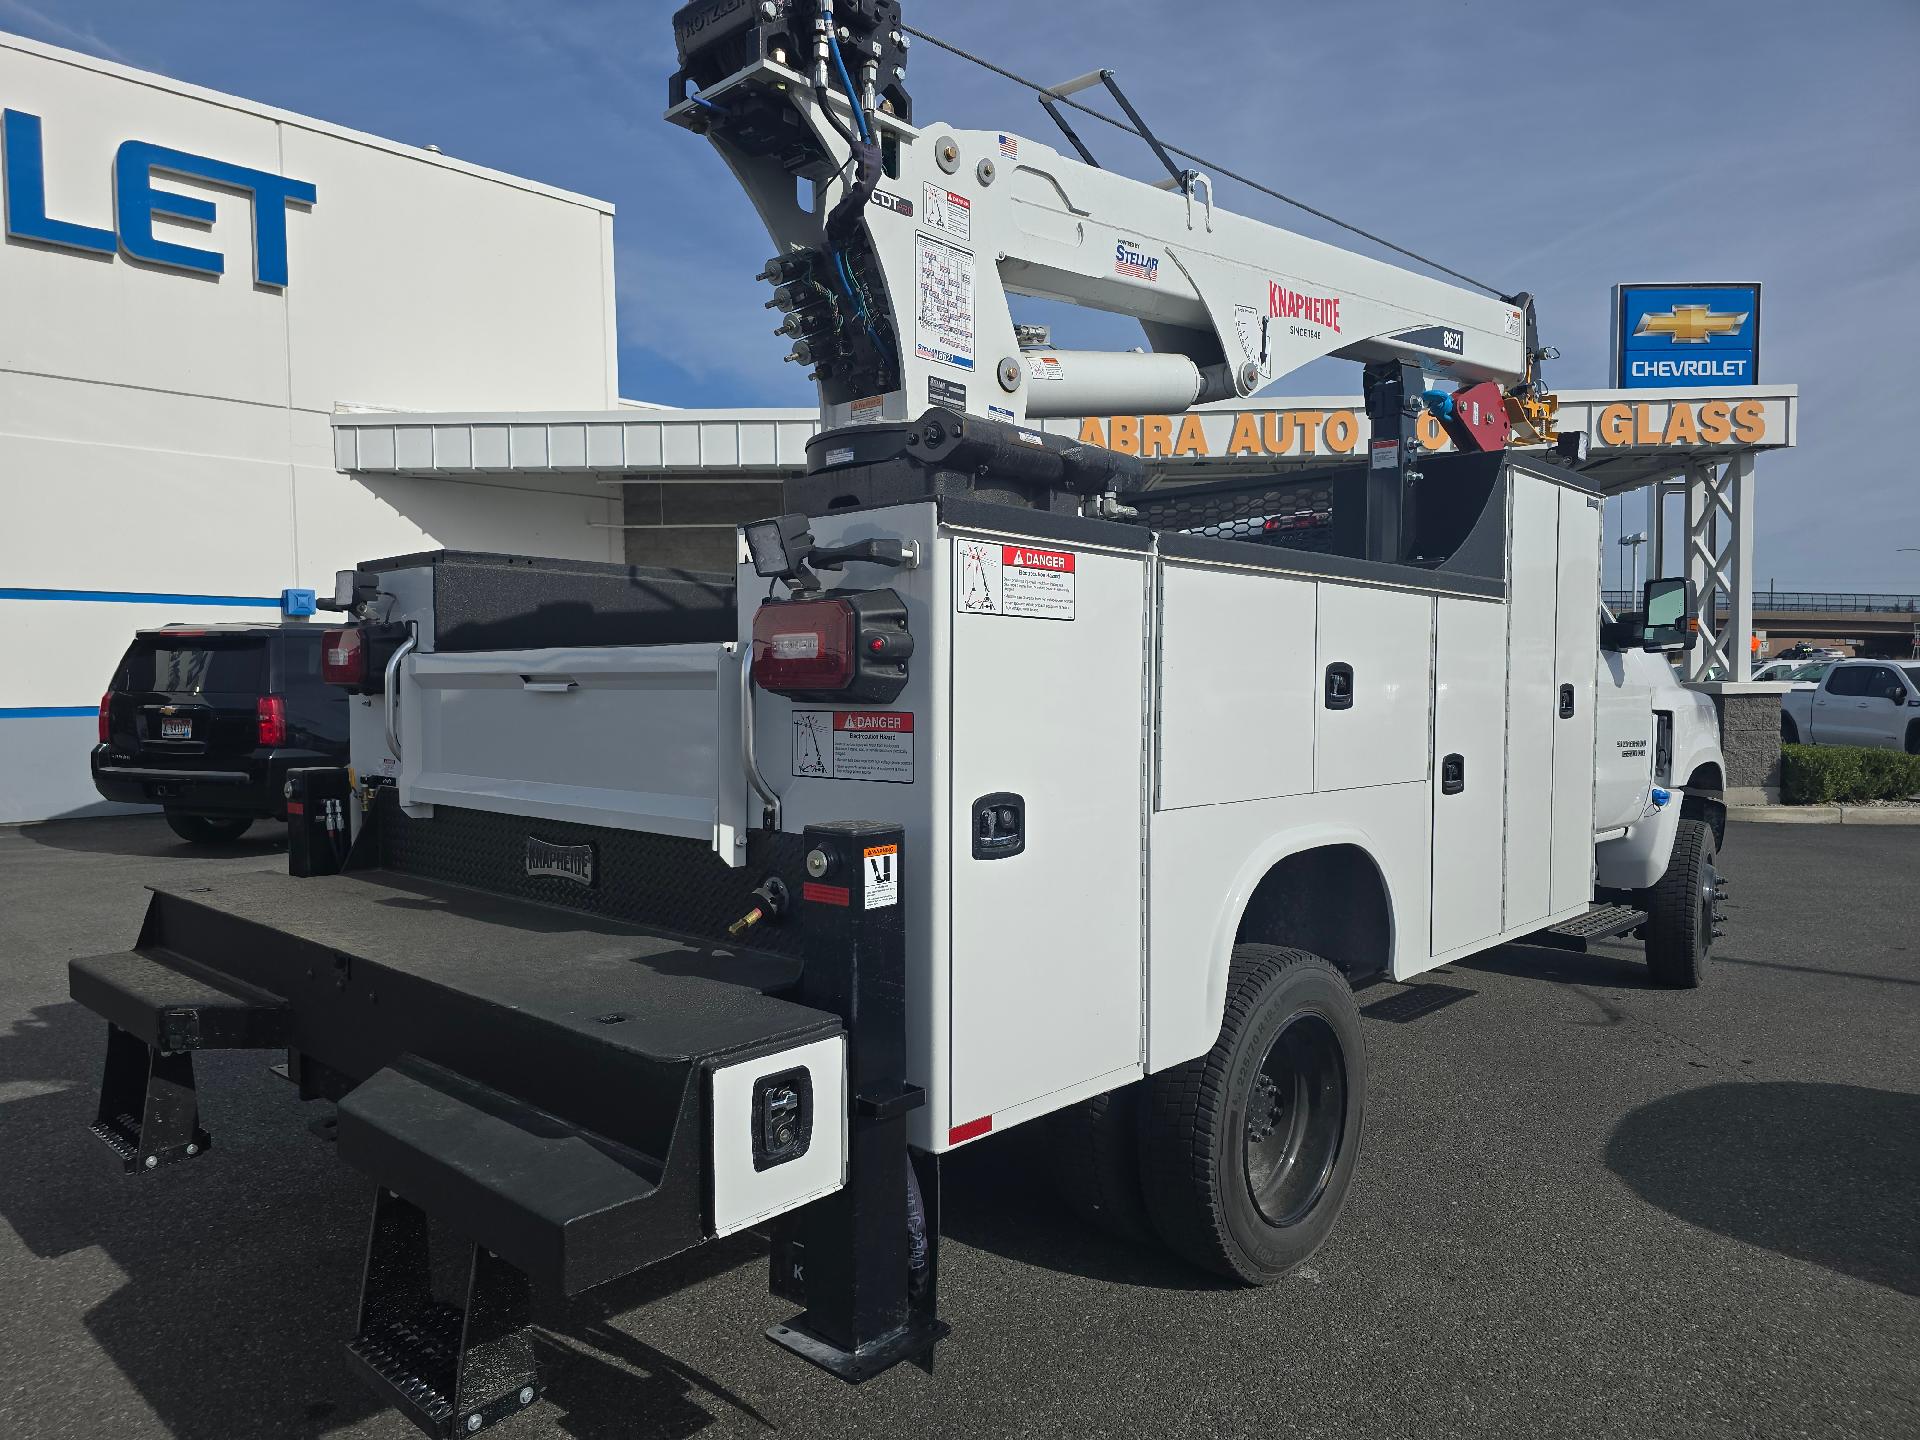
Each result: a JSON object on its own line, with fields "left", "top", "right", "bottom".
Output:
{"left": 1050, "top": 945, "right": 1365, "bottom": 1284}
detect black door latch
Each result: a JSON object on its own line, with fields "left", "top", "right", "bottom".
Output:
{"left": 972, "top": 792, "right": 1025, "bottom": 860}
{"left": 1325, "top": 662, "right": 1355, "bottom": 711}
{"left": 1559, "top": 683, "right": 1576, "bottom": 719}
{"left": 1441, "top": 753, "right": 1467, "bottom": 795}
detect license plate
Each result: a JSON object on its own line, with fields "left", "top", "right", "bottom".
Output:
{"left": 160, "top": 717, "right": 191, "bottom": 739}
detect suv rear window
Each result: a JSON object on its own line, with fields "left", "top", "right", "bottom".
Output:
{"left": 116, "top": 638, "right": 267, "bottom": 696}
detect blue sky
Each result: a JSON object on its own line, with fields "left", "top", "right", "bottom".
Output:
{"left": 5, "top": 0, "right": 1918, "bottom": 587}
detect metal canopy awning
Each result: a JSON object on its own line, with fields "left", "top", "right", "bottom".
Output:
{"left": 332, "top": 383, "right": 1796, "bottom": 680}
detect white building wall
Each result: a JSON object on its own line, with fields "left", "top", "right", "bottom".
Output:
{"left": 0, "top": 33, "right": 623, "bottom": 822}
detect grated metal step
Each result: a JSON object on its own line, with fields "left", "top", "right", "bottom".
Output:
{"left": 1542, "top": 903, "right": 1649, "bottom": 946}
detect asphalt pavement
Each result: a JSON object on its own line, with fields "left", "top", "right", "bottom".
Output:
{"left": 1, "top": 816, "right": 1915, "bottom": 1440}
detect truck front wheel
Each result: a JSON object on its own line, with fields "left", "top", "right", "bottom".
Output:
{"left": 1138, "top": 946, "right": 1365, "bottom": 1284}
{"left": 1639, "top": 818, "right": 1721, "bottom": 988}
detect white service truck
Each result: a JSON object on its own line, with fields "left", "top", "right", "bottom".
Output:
{"left": 61, "top": 3, "right": 1729, "bottom": 1433}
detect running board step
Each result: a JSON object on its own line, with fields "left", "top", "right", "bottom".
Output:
{"left": 336, "top": 1057, "right": 676, "bottom": 1296}
{"left": 346, "top": 1186, "right": 542, "bottom": 1439}
{"left": 1540, "top": 903, "right": 1650, "bottom": 948}
{"left": 69, "top": 948, "right": 292, "bottom": 1173}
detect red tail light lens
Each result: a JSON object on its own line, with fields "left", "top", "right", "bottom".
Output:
{"left": 750, "top": 589, "right": 913, "bottom": 704}
{"left": 257, "top": 694, "right": 287, "bottom": 747}
{"left": 322, "top": 627, "right": 367, "bottom": 687}
{"left": 753, "top": 598, "right": 856, "bottom": 695}
{"left": 98, "top": 692, "right": 111, "bottom": 744}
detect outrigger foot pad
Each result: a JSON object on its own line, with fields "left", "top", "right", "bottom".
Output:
{"left": 767, "top": 1315, "right": 948, "bottom": 1383}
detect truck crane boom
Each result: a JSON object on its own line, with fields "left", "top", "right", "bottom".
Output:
{"left": 669, "top": 0, "right": 1558, "bottom": 461}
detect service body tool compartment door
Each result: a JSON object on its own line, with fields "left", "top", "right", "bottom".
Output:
{"left": 947, "top": 532, "right": 1146, "bottom": 1129}
{"left": 1550, "top": 489, "right": 1601, "bottom": 912}
{"left": 1158, "top": 565, "right": 1317, "bottom": 808}
{"left": 1430, "top": 598, "right": 1510, "bottom": 954}
{"left": 1315, "top": 583, "right": 1434, "bottom": 793}
{"left": 1503, "top": 479, "right": 1558, "bottom": 931}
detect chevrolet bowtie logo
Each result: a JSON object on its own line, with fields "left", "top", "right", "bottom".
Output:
{"left": 1634, "top": 303, "right": 1748, "bottom": 344}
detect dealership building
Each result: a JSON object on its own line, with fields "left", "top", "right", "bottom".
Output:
{"left": 1, "top": 31, "right": 1796, "bottom": 824}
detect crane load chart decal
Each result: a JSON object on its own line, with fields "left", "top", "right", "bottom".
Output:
{"left": 914, "top": 232, "right": 975, "bottom": 372}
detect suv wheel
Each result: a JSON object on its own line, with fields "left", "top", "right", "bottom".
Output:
{"left": 165, "top": 813, "right": 254, "bottom": 845}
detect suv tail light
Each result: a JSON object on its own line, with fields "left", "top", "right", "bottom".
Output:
{"left": 322, "top": 626, "right": 366, "bottom": 688}
{"left": 257, "top": 694, "right": 287, "bottom": 747}
{"left": 751, "top": 589, "right": 913, "bottom": 704}
{"left": 98, "top": 691, "right": 111, "bottom": 744}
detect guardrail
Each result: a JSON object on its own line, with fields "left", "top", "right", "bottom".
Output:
{"left": 1603, "top": 592, "right": 1920, "bottom": 615}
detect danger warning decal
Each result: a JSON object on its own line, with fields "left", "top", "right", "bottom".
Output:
{"left": 863, "top": 843, "right": 899, "bottom": 910}
{"left": 792, "top": 711, "right": 915, "bottom": 784}
{"left": 954, "top": 541, "right": 1076, "bottom": 621}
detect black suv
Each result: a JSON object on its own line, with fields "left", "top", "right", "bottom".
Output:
{"left": 92, "top": 624, "right": 349, "bottom": 844}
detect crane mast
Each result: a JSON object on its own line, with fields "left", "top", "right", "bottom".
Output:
{"left": 669, "top": 0, "right": 1561, "bottom": 557}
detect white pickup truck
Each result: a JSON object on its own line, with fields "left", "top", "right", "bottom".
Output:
{"left": 1780, "top": 657, "right": 1920, "bottom": 752}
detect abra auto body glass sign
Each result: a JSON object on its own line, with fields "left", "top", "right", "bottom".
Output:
{"left": 1614, "top": 283, "right": 1760, "bottom": 389}
{"left": 1, "top": 109, "right": 316, "bottom": 286}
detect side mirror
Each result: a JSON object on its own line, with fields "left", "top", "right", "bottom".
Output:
{"left": 1888, "top": 685, "right": 1910, "bottom": 705}
{"left": 1641, "top": 576, "right": 1697, "bottom": 653}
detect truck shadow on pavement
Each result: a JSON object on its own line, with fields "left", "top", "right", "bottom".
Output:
{"left": 1606, "top": 1081, "right": 1920, "bottom": 1297}
{"left": 1453, "top": 939, "right": 1658, "bottom": 990}
{"left": 13, "top": 814, "right": 287, "bottom": 860}
{"left": 939, "top": 1124, "right": 1229, "bottom": 1293}
{"left": 0, "top": 1000, "right": 810, "bottom": 1439}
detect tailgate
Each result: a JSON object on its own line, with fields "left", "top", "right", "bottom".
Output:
{"left": 396, "top": 643, "right": 748, "bottom": 850}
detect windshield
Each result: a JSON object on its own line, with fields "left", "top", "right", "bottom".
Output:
{"left": 1791, "top": 662, "right": 1833, "bottom": 681}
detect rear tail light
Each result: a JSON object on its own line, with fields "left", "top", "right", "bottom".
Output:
{"left": 98, "top": 692, "right": 111, "bottom": 744}
{"left": 257, "top": 694, "right": 287, "bottom": 747}
{"left": 322, "top": 626, "right": 367, "bottom": 687}
{"left": 751, "top": 589, "right": 913, "bottom": 704}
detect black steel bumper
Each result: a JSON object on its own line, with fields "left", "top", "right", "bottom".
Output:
{"left": 91, "top": 744, "right": 333, "bottom": 818}
{"left": 66, "top": 802, "right": 940, "bottom": 1435}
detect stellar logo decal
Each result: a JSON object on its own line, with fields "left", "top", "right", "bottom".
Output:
{"left": 1633, "top": 303, "right": 1749, "bottom": 344}
{"left": 1269, "top": 283, "right": 1341, "bottom": 333}
{"left": 525, "top": 836, "right": 595, "bottom": 887}
{"left": 1114, "top": 240, "right": 1161, "bottom": 282}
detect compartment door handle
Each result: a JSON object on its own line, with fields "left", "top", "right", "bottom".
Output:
{"left": 1324, "top": 662, "right": 1355, "bottom": 711}
{"left": 1558, "top": 683, "right": 1576, "bottom": 719}
{"left": 1441, "top": 753, "right": 1467, "bottom": 795}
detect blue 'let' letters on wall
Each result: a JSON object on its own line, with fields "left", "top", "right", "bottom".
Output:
{"left": 1, "top": 110, "right": 316, "bottom": 287}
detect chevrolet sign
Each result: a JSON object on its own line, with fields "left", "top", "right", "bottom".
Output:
{"left": 1614, "top": 282, "right": 1761, "bottom": 389}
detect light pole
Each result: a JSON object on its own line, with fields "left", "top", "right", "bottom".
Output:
{"left": 1619, "top": 531, "right": 1649, "bottom": 599}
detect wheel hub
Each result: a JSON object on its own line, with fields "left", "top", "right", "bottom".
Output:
{"left": 1242, "top": 1013, "right": 1347, "bottom": 1229}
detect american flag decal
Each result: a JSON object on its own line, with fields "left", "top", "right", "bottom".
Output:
{"left": 998, "top": 133, "right": 1018, "bottom": 158}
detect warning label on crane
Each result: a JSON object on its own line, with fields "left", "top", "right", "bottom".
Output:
{"left": 954, "top": 541, "right": 1076, "bottom": 621}
{"left": 862, "top": 843, "right": 899, "bottom": 910}
{"left": 793, "top": 711, "right": 915, "bottom": 784}
{"left": 915, "top": 232, "right": 975, "bottom": 372}
{"left": 921, "top": 184, "right": 972, "bottom": 243}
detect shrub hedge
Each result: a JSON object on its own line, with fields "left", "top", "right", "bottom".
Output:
{"left": 1780, "top": 744, "right": 1920, "bottom": 805}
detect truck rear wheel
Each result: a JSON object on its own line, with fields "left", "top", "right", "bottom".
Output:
{"left": 164, "top": 812, "right": 254, "bottom": 845}
{"left": 1046, "top": 1084, "right": 1156, "bottom": 1242}
{"left": 1640, "top": 818, "right": 1721, "bottom": 989}
{"left": 1138, "top": 945, "right": 1364, "bottom": 1284}
{"left": 1781, "top": 712, "right": 1800, "bottom": 744}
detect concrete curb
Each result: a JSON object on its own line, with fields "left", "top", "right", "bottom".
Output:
{"left": 1730, "top": 804, "right": 1920, "bottom": 826}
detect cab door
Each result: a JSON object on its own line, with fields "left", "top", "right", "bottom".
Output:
{"left": 1593, "top": 649, "right": 1655, "bottom": 831}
